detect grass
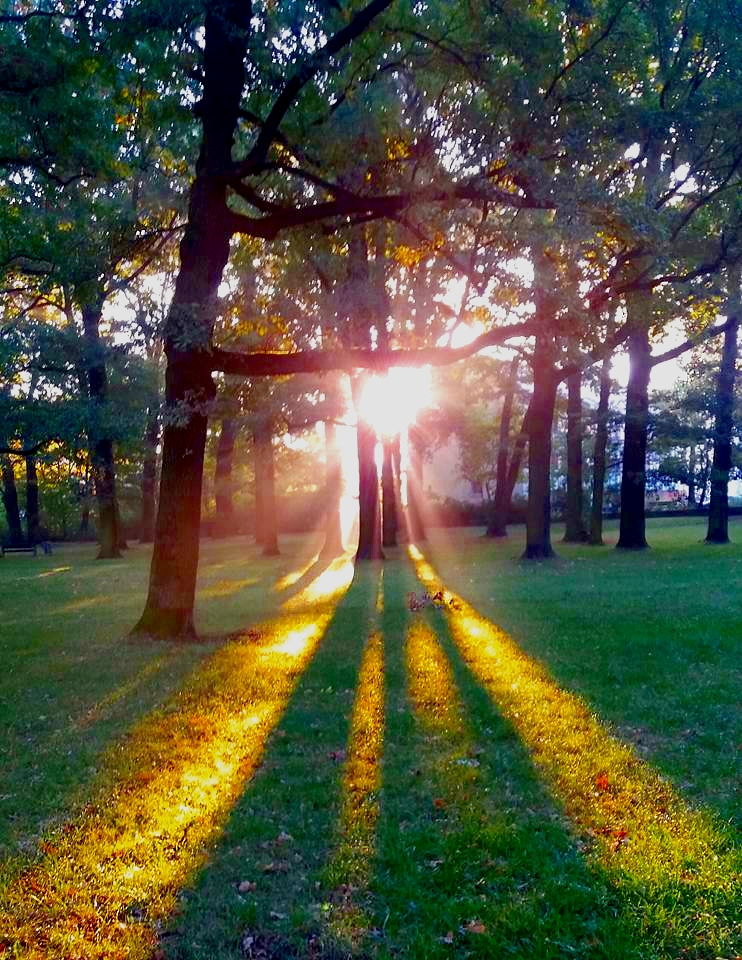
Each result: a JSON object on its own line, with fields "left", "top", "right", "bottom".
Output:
{"left": 0, "top": 519, "right": 739, "bottom": 959}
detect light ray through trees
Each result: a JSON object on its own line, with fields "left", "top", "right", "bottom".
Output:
{"left": 0, "top": 558, "right": 354, "bottom": 958}
{"left": 407, "top": 544, "right": 741, "bottom": 954}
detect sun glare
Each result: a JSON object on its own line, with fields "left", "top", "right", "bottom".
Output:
{"left": 358, "top": 366, "right": 432, "bottom": 437}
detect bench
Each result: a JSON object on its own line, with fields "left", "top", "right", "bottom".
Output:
{"left": 1, "top": 545, "right": 37, "bottom": 557}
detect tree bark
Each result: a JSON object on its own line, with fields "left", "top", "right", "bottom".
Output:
{"left": 254, "top": 421, "right": 279, "bottom": 556}
{"left": 25, "top": 454, "right": 40, "bottom": 544}
{"left": 381, "top": 435, "right": 398, "bottom": 548}
{"left": 213, "top": 416, "right": 238, "bottom": 538}
{"left": 706, "top": 308, "right": 739, "bottom": 543}
{"left": 487, "top": 356, "right": 519, "bottom": 538}
{"left": 132, "top": 0, "right": 248, "bottom": 638}
{"left": 2, "top": 457, "right": 23, "bottom": 546}
{"left": 139, "top": 408, "right": 160, "bottom": 543}
{"left": 522, "top": 356, "right": 558, "bottom": 560}
{"left": 589, "top": 358, "right": 612, "bottom": 545}
{"left": 355, "top": 418, "right": 382, "bottom": 560}
{"left": 563, "top": 370, "right": 587, "bottom": 542}
{"left": 82, "top": 298, "right": 122, "bottom": 559}
{"left": 617, "top": 322, "right": 652, "bottom": 550}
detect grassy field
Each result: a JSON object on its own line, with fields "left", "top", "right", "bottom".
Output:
{"left": 0, "top": 518, "right": 739, "bottom": 959}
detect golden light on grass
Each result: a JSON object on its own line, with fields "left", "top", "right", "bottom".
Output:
{"left": 407, "top": 545, "right": 738, "bottom": 900}
{"left": 199, "top": 576, "right": 261, "bottom": 599}
{"left": 274, "top": 553, "right": 320, "bottom": 592}
{"left": 283, "top": 554, "right": 355, "bottom": 611}
{"left": 0, "top": 591, "right": 351, "bottom": 957}
{"left": 324, "top": 631, "right": 384, "bottom": 945}
{"left": 37, "top": 566, "right": 72, "bottom": 578}
{"left": 58, "top": 595, "right": 113, "bottom": 614}
{"left": 406, "top": 619, "right": 465, "bottom": 742}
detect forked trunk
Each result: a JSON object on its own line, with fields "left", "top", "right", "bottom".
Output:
{"left": 2, "top": 457, "right": 23, "bottom": 546}
{"left": 706, "top": 310, "right": 738, "bottom": 544}
{"left": 131, "top": 0, "right": 249, "bottom": 639}
{"left": 589, "top": 358, "right": 611, "bottom": 545}
{"left": 617, "top": 325, "right": 652, "bottom": 550}
{"left": 563, "top": 370, "right": 587, "bottom": 542}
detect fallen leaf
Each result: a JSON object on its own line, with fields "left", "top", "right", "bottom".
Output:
{"left": 262, "top": 861, "right": 289, "bottom": 873}
{"left": 269, "top": 911, "right": 287, "bottom": 920}
{"left": 238, "top": 880, "right": 257, "bottom": 893}
{"left": 440, "top": 931, "right": 454, "bottom": 945}
{"left": 464, "top": 920, "right": 487, "bottom": 934}
{"left": 276, "top": 831, "right": 293, "bottom": 843}
{"left": 595, "top": 772, "right": 610, "bottom": 792}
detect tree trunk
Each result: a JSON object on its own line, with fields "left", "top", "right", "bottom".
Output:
{"left": 132, "top": 0, "right": 249, "bottom": 638}
{"left": 563, "top": 370, "right": 587, "bottom": 542}
{"left": 522, "top": 346, "right": 558, "bottom": 560}
{"left": 706, "top": 311, "right": 739, "bottom": 543}
{"left": 2, "top": 457, "right": 24, "bottom": 546}
{"left": 82, "top": 299, "right": 122, "bottom": 559}
{"left": 487, "top": 356, "right": 519, "bottom": 538}
{"left": 617, "top": 324, "right": 652, "bottom": 550}
{"left": 213, "top": 416, "right": 238, "bottom": 538}
{"left": 139, "top": 408, "right": 160, "bottom": 542}
{"left": 254, "top": 422, "right": 279, "bottom": 556}
{"left": 589, "top": 358, "right": 612, "bottom": 546}
{"left": 320, "top": 420, "right": 344, "bottom": 558}
{"left": 355, "top": 419, "right": 382, "bottom": 560}
{"left": 406, "top": 422, "right": 426, "bottom": 543}
{"left": 25, "top": 454, "right": 40, "bottom": 544}
{"left": 381, "top": 436, "right": 398, "bottom": 548}
{"left": 687, "top": 443, "right": 697, "bottom": 507}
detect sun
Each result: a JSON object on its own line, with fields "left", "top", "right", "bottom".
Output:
{"left": 358, "top": 365, "right": 432, "bottom": 437}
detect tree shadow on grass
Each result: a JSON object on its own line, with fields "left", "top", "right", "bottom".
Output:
{"left": 159, "top": 562, "right": 384, "bottom": 960}
{"left": 405, "top": 548, "right": 741, "bottom": 960}
{"left": 366, "top": 560, "right": 640, "bottom": 960}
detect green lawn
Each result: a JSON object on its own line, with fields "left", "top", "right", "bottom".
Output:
{"left": 0, "top": 520, "right": 739, "bottom": 959}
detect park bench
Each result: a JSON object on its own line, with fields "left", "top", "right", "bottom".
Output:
{"left": 1, "top": 545, "right": 38, "bottom": 557}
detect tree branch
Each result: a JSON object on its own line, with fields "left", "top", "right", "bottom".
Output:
{"left": 209, "top": 322, "right": 533, "bottom": 377}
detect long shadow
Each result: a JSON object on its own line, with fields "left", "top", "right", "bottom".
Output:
{"left": 0, "top": 542, "right": 325, "bottom": 859}
{"left": 407, "top": 548, "right": 741, "bottom": 960}
{"left": 158, "top": 562, "right": 383, "bottom": 960}
{"left": 368, "top": 558, "right": 643, "bottom": 959}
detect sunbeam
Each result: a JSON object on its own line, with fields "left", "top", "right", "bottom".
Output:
{"left": 408, "top": 544, "right": 740, "bottom": 954}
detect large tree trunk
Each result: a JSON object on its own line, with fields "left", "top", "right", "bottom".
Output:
{"left": 589, "top": 358, "right": 612, "bottom": 546}
{"left": 706, "top": 309, "right": 739, "bottom": 544}
{"left": 213, "top": 416, "right": 238, "bottom": 538}
{"left": 254, "top": 422, "right": 279, "bottom": 556}
{"left": 139, "top": 409, "right": 160, "bottom": 543}
{"left": 132, "top": 1, "right": 248, "bottom": 638}
{"left": 82, "top": 299, "right": 121, "bottom": 559}
{"left": 563, "top": 370, "right": 587, "bottom": 542}
{"left": 617, "top": 323, "right": 652, "bottom": 550}
{"left": 320, "top": 420, "right": 344, "bottom": 558}
{"left": 487, "top": 356, "right": 519, "bottom": 538}
{"left": 381, "top": 436, "right": 398, "bottom": 548}
{"left": 522, "top": 347, "right": 558, "bottom": 560}
{"left": 355, "top": 418, "right": 382, "bottom": 560}
{"left": 2, "top": 456, "right": 23, "bottom": 546}
{"left": 25, "top": 454, "right": 40, "bottom": 544}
